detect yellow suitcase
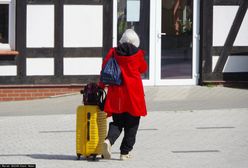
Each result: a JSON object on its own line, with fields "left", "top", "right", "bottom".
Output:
{"left": 76, "top": 105, "right": 107, "bottom": 160}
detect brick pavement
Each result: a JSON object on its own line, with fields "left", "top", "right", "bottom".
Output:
{"left": 0, "top": 86, "right": 248, "bottom": 168}
{"left": 0, "top": 108, "right": 248, "bottom": 168}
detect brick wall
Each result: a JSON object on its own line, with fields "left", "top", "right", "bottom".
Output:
{"left": 0, "top": 85, "right": 83, "bottom": 101}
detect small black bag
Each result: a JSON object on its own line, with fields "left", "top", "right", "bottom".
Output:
{"left": 80, "top": 83, "right": 106, "bottom": 111}
{"left": 100, "top": 52, "right": 122, "bottom": 85}
{"left": 81, "top": 83, "right": 99, "bottom": 105}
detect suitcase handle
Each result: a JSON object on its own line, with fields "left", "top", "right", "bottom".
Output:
{"left": 87, "top": 112, "right": 91, "bottom": 141}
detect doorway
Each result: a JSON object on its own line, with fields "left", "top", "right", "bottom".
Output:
{"left": 113, "top": 0, "right": 200, "bottom": 85}
{"left": 154, "top": 0, "right": 200, "bottom": 85}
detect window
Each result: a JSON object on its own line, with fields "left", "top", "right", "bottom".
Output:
{"left": 0, "top": 4, "right": 8, "bottom": 43}
{"left": 0, "top": 0, "right": 15, "bottom": 50}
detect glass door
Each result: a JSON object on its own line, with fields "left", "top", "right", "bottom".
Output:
{"left": 155, "top": 0, "right": 199, "bottom": 85}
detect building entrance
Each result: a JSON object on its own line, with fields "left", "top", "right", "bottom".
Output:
{"left": 113, "top": 0, "right": 200, "bottom": 85}
{"left": 154, "top": 0, "right": 200, "bottom": 85}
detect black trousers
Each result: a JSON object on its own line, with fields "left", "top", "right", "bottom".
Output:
{"left": 106, "top": 112, "right": 140, "bottom": 155}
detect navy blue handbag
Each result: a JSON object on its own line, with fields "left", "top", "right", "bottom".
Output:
{"left": 100, "top": 53, "right": 122, "bottom": 85}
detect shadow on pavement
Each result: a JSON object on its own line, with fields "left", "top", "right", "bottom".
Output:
{"left": 28, "top": 154, "right": 77, "bottom": 160}
{"left": 29, "top": 154, "right": 120, "bottom": 162}
{"left": 0, "top": 153, "right": 121, "bottom": 161}
{"left": 0, "top": 154, "right": 76, "bottom": 161}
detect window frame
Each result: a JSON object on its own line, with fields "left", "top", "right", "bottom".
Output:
{"left": 0, "top": 0, "right": 15, "bottom": 50}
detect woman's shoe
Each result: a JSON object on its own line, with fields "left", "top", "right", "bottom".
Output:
{"left": 120, "top": 154, "right": 132, "bottom": 161}
{"left": 102, "top": 139, "right": 111, "bottom": 159}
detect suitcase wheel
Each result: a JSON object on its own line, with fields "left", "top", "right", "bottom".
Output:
{"left": 92, "top": 154, "right": 97, "bottom": 161}
{"left": 76, "top": 154, "right": 81, "bottom": 160}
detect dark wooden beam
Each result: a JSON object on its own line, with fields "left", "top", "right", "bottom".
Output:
{"left": 223, "top": 72, "right": 248, "bottom": 81}
{"left": 212, "top": 46, "right": 248, "bottom": 55}
{"left": 26, "top": 0, "right": 54, "bottom": 4}
{"left": 63, "top": 48, "right": 102, "bottom": 58}
{"left": 63, "top": 0, "right": 102, "bottom": 5}
{"left": 214, "top": 0, "right": 241, "bottom": 5}
{"left": 0, "top": 75, "right": 99, "bottom": 84}
{"left": 54, "top": 0, "right": 63, "bottom": 78}
{"left": 102, "top": 0, "right": 113, "bottom": 58}
{"left": 16, "top": 0, "right": 27, "bottom": 80}
{"left": 201, "top": 0, "right": 213, "bottom": 80}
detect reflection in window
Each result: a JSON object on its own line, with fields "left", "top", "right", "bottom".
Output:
{"left": 162, "top": 0, "right": 193, "bottom": 36}
{"left": 117, "top": 0, "right": 127, "bottom": 42}
{"left": 117, "top": 0, "right": 150, "bottom": 79}
{"left": 0, "top": 4, "right": 9, "bottom": 43}
{"left": 161, "top": 0, "right": 193, "bottom": 79}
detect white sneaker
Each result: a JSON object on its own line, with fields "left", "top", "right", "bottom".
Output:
{"left": 102, "top": 139, "right": 111, "bottom": 159}
{"left": 120, "top": 154, "right": 132, "bottom": 161}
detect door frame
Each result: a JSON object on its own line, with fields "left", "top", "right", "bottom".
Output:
{"left": 152, "top": 0, "right": 200, "bottom": 85}
{"left": 112, "top": 0, "right": 200, "bottom": 86}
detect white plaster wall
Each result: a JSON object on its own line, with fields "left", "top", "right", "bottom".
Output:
{"left": 213, "top": 5, "right": 248, "bottom": 73}
{"left": 0, "top": 0, "right": 11, "bottom": 3}
{"left": 0, "top": 65, "right": 17, "bottom": 76}
{"left": 213, "top": 6, "right": 248, "bottom": 46}
{"left": 223, "top": 56, "right": 248, "bottom": 72}
{"left": 212, "top": 56, "right": 219, "bottom": 72}
{"left": 26, "top": 58, "right": 54, "bottom": 76}
{"left": 213, "top": 6, "right": 238, "bottom": 46}
{"left": 63, "top": 57, "right": 102, "bottom": 75}
{"left": 63, "top": 5, "right": 103, "bottom": 48}
{"left": 26, "top": 5, "right": 54, "bottom": 48}
{"left": 212, "top": 55, "right": 248, "bottom": 72}
{"left": 234, "top": 11, "right": 248, "bottom": 46}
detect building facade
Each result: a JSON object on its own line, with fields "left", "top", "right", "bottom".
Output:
{"left": 0, "top": 0, "right": 247, "bottom": 100}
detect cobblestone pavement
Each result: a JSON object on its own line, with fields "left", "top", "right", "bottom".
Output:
{"left": 0, "top": 86, "right": 248, "bottom": 168}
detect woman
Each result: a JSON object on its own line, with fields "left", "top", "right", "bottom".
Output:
{"left": 99, "top": 29, "right": 147, "bottom": 160}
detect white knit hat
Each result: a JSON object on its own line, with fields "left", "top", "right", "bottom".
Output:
{"left": 119, "top": 29, "right": 140, "bottom": 47}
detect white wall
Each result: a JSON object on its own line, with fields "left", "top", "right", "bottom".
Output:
{"left": 26, "top": 5, "right": 54, "bottom": 48}
{"left": 212, "top": 5, "right": 248, "bottom": 73}
{"left": 0, "top": 65, "right": 17, "bottom": 76}
{"left": 63, "top": 5, "right": 103, "bottom": 48}
{"left": 63, "top": 57, "right": 102, "bottom": 75}
{"left": 213, "top": 6, "right": 237, "bottom": 46}
{"left": 213, "top": 6, "right": 248, "bottom": 46}
{"left": 212, "top": 55, "right": 248, "bottom": 72}
{"left": 234, "top": 11, "right": 248, "bottom": 46}
{"left": 223, "top": 56, "right": 248, "bottom": 72}
{"left": 26, "top": 58, "right": 54, "bottom": 76}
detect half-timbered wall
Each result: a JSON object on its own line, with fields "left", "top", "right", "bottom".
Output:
{"left": 0, "top": 0, "right": 113, "bottom": 85}
{"left": 1, "top": 0, "right": 248, "bottom": 90}
{"left": 201, "top": 0, "right": 248, "bottom": 82}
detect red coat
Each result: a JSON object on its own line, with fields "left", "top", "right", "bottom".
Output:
{"left": 99, "top": 48, "right": 148, "bottom": 117}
